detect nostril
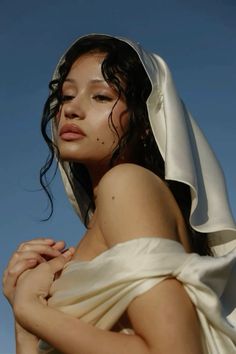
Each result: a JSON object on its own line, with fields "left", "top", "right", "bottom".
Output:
{"left": 64, "top": 106, "right": 79, "bottom": 119}
{"left": 62, "top": 97, "right": 85, "bottom": 120}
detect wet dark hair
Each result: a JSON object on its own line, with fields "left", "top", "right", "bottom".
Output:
{"left": 40, "top": 34, "right": 211, "bottom": 256}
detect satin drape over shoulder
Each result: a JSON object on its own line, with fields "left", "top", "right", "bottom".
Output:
{"left": 38, "top": 237, "right": 236, "bottom": 354}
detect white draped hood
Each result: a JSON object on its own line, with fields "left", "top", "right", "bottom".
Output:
{"left": 52, "top": 34, "right": 236, "bottom": 256}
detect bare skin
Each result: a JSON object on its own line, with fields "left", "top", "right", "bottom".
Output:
{"left": 3, "top": 52, "right": 204, "bottom": 354}
{"left": 2, "top": 238, "right": 67, "bottom": 353}
{"left": 11, "top": 165, "right": 204, "bottom": 354}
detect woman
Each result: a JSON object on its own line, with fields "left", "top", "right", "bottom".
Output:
{"left": 3, "top": 34, "right": 236, "bottom": 354}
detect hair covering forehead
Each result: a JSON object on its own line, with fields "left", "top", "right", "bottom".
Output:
{"left": 52, "top": 33, "right": 236, "bottom": 256}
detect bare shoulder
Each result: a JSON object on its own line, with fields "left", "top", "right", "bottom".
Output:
{"left": 96, "top": 163, "right": 181, "bottom": 247}
{"left": 98, "top": 163, "right": 165, "bottom": 197}
{"left": 99, "top": 163, "right": 163, "bottom": 187}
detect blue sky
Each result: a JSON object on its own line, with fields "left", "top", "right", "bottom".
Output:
{"left": 1, "top": 0, "right": 236, "bottom": 352}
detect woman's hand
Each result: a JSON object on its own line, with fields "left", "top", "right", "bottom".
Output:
{"left": 13, "top": 248, "right": 75, "bottom": 323}
{"left": 2, "top": 238, "right": 65, "bottom": 307}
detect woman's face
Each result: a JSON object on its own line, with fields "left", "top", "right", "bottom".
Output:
{"left": 56, "top": 52, "right": 130, "bottom": 168}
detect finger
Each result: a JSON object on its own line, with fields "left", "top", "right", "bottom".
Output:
{"left": 6, "top": 239, "right": 50, "bottom": 267}
{"left": 7, "top": 246, "right": 62, "bottom": 269}
{"left": 17, "top": 242, "right": 62, "bottom": 254}
{"left": 14, "top": 251, "right": 46, "bottom": 264}
{"left": 51, "top": 240, "right": 66, "bottom": 251}
{"left": 24, "top": 239, "right": 66, "bottom": 250}
{"left": 43, "top": 241, "right": 67, "bottom": 261}
{"left": 27, "top": 237, "right": 55, "bottom": 243}
{"left": 19, "top": 244, "right": 62, "bottom": 257}
{"left": 17, "top": 238, "right": 55, "bottom": 251}
{"left": 6, "top": 241, "right": 66, "bottom": 273}
{"left": 46, "top": 247, "right": 75, "bottom": 274}
{"left": 17, "top": 240, "right": 66, "bottom": 255}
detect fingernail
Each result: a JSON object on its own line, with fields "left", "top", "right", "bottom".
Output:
{"left": 62, "top": 250, "right": 72, "bottom": 258}
{"left": 62, "top": 247, "right": 75, "bottom": 258}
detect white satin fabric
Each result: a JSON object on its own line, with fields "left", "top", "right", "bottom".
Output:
{"left": 38, "top": 237, "right": 236, "bottom": 354}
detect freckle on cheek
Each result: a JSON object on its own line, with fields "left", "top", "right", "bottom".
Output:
{"left": 96, "top": 138, "right": 100, "bottom": 141}
{"left": 112, "top": 196, "right": 115, "bottom": 200}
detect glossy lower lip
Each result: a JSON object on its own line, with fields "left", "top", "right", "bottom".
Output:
{"left": 60, "top": 132, "right": 86, "bottom": 141}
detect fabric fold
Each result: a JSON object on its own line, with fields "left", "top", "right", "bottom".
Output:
{"left": 39, "top": 237, "right": 236, "bottom": 354}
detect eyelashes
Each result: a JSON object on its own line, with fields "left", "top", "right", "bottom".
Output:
{"left": 60, "top": 94, "right": 114, "bottom": 104}
{"left": 60, "top": 95, "right": 74, "bottom": 102}
{"left": 92, "top": 94, "right": 113, "bottom": 102}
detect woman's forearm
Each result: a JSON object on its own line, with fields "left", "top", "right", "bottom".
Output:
{"left": 14, "top": 302, "right": 149, "bottom": 354}
{"left": 15, "top": 321, "right": 38, "bottom": 354}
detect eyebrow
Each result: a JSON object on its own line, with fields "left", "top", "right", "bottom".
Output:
{"left": 64, "top": 78, "right": 107, "bottom": 84}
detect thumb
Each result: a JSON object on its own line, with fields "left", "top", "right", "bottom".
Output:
{"left": 47, "top": 247, "right": 75, "bottom": 274}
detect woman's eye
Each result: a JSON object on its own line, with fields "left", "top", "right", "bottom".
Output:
{"left": 61, "top": 95, "right": 74, "bottom": 102}
{"left": 93, "top": 94, "right": 112, "bottom": 102}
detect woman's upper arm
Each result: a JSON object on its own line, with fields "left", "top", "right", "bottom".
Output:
{"left": 96, "top": 163, "right": 179, "bottom": 247}
{"left": 127, "top": 279, "right": 204, "bottom": 354}
{"left": 96, "top": 164, "right": 204, "bottom": 353}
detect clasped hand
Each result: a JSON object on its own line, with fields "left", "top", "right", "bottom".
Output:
{"left": 3, "top": 238, "right": 75, "bottom": 319}
{"left": 14, "top": 248, "right": 75, "bottom": 309}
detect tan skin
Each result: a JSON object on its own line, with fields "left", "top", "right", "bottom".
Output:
{"left": 3, "top": 53, "right": 204, "bottom": 354}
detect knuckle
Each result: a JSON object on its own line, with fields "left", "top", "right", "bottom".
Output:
{"left": 23, "top": 258, "right": 34, "bottom": 266}
{"left": 17, "top": 241, "right": 27, "bottom": 250}
{"left": 21, "top": 244, "right": 31, "bottom": 252}
{"left": 17, "top": 238, "right": 38, "bottom": 250}
{"left": 2, "top": 270, "right": 8, "bottom": 282}
{"left": 31, "top": 252, "right": 41, "bottom": 260}
{"left": 13, "top": 251, "right": 21, "bottom": 258}
{"left": 12, "top": 251, "right": 24, "bottom": 261}
{"left": 8, "top": 268, "right": 16, "bottom": 277}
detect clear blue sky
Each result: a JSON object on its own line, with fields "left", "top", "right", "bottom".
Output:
{"left": 1, "top": 0, "right": 235, "bottom": 352}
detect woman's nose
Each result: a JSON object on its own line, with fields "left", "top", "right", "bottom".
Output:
{"left": 63, "top": 98, "right": 85, "bottom": 120}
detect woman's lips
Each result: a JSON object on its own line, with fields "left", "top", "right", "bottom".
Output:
{"left": 59, "top": 124, "right": 86, "bottom": 141}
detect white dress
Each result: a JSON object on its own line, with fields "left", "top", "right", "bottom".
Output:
{"left": 38, "top": 237, "right": 236, "bottom": 354}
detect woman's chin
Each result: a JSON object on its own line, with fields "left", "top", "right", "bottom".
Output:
{"left": 58, "top": 150, "right": 82, "bottom": 163}
{"left": 57, "top": 143, "right": 83, "bottom": 161}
